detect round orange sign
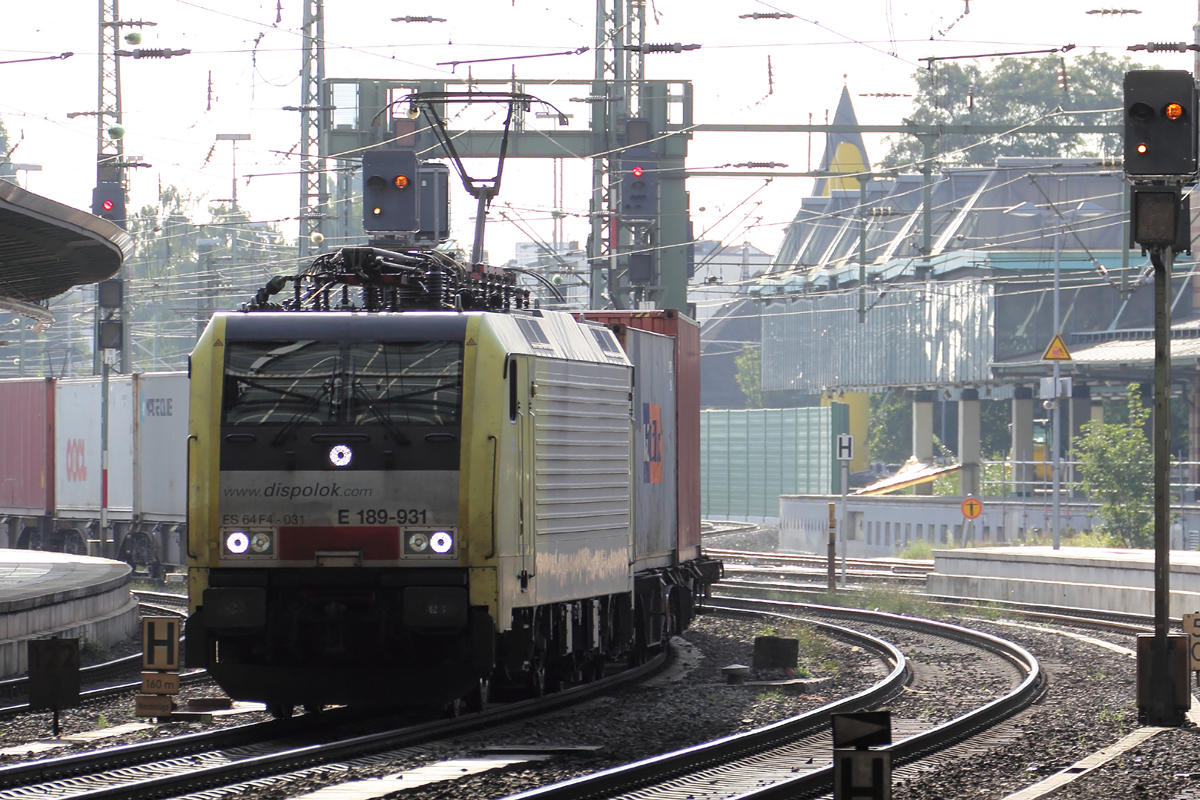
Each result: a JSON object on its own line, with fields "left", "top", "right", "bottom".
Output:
{"left": 961, "top": 496, "right": 983, "bottom": 520}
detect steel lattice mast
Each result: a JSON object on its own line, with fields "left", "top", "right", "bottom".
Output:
{"left": 588, "top": 0, "right": 644, "bottom": 307}
{"left": 96, "top": 0, "right": 124, "bottom": 185}
{"left": 298, "top": 0, "right": 329, "bottom": 259}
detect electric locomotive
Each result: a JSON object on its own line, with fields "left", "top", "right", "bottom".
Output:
{"left": 185, "top": 255, "right": 720, "bottom": 716}
{"left": 185, "top": 130, "right": 719, "bottom": 716}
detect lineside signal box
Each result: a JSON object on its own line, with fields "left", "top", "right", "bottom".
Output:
{"left": 363, "top": 150, "right": 420, "bottom": 232}
{"left": 1124, "top": 70, "right": 1198, "bottom": 177}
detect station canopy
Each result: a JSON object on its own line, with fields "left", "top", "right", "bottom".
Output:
{"left": 0, "top": 180, "right": 131, "bottom": 307}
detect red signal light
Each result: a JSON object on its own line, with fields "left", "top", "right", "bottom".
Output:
{"left": 101, "top": 199, "right": 115, "bottom": 212}
{"left": 632, "top": 166, "right": 643, "bottom": 178}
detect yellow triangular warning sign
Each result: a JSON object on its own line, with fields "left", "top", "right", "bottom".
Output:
{"left": 213, "top": 338, "right": 224, "bottom": 347}
{"left": 1042, "top": 333, "right": 1071, "bottom": 361}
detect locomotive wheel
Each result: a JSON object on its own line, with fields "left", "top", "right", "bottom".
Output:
{"left": 527, "top": 656, "right": 547, "bottom": 698}
{"left": 303, "top": 703, "right": 323, "bottom": 715}
{"left": 444, "top": 697, "right": 466, "bottom": 718}
{"left": 466, "top": 677, "right": 490, "bottom": 713}
{"left": 269, "top": 703, "right": 294, "bottom": 720}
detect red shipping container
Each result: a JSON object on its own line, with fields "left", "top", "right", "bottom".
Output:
{"left": 0, "top": 378, "right": 54, "bottom": 515}
{"left": 575, "top": 310, "right": 701, "bottom": 561}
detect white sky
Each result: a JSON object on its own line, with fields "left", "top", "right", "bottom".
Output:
{"left": 2, "top": 0, "right": 1197, "bottom": 265}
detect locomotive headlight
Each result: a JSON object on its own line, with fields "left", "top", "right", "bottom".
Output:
{"left": 225, "top": 531, "right": 250, "bottom": 555}
{"left": 407, "top": 532, "right": 430, "bottom": 553}
{"left": 250, "top": 531, "right": 273, "bottom": 554}
{"left": 329, "top": 444, "right": 353, "bottom": 467}
{"left": 430, "top": 530, "right": 454, "bottom": 554}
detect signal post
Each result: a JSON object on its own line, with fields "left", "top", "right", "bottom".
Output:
{"left": 1124, "top": 69, "right": 1197, "bottom": 726}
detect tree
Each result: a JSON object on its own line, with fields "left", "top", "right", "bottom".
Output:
{"left": 881, "top": 51, "right": 1145, "bottom": 169}
{"left": 733, "top": 344, "right": 762, "bottom": 408}
{"left": 869, "top": 391, "right": 911, "bottom": 464}
{"left": 1074, "top": 385, "right": 1153, "bottom": 548}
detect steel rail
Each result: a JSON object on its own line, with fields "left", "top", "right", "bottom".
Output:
{"left": 497, "top": 610, "right": 910, "bottom": 800}
{"left": 0, "top": 649, "right": 668, "bottom": 799}
{"left": 706, "top": 596, "right": 1044, "bottom": 800}
{"left": 0, "top": 593, "right": 192, "bottom": 712}
{"left": 706, "top": 548, "right": 934, "bottom": 576}
{"left": 498, "top": 599, "right": 1038, "bottom": 800}
{"left": 715, "top": 577, "right": 1161, "bottom": 634}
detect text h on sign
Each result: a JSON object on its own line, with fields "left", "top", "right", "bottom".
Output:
{"left": 836, "top": 433, "right": 854, "bottom": 462}
{"left": 142, "top": 617, "right": 180, "bottom": 671}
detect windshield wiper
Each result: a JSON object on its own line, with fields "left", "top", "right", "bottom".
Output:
{"left": 271, "top": 381, "right": 331, "bottom": 446}
{"left": 351, "top": 380, "right": 413, "bottom": 446}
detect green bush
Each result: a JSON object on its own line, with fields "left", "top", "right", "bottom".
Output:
{"left": 79, "top": 636, "right": 113, "bottom": 665}
{"left": 899, "top": 540, "right": 935, "bottom": 560}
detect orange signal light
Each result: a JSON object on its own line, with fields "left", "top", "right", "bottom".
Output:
{"left": 1165, "top": 102, "right": 1184, "bottom": 121}
{"left": 1137, "top": 143, "right": 1148, "bottom": 154}
{"left": 393, "top": 175, "right": 409, "bottom": 189}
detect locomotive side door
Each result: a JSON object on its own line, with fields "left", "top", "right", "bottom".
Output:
{"left": 496, "top": 353, "right": 537, "bottom": 611}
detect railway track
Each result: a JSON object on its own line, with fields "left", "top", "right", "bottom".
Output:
{"left": 0, "top": 591, "right": 193, "bottom": 716}
{"left": 0, "top": 649, "right": 669, "bottom": 800}
{"left": 497, "top": 598, "right": 1042, "bottom": 800}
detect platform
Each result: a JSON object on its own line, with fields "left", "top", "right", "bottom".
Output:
{"left": 0, "top": 550, "right": 139, "bottom": 677}
{"left": 927, "top": 546, "right": 1200, "bottom": 616}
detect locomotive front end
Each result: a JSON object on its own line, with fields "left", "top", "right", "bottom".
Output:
{"left": 187, "top": 312, "right": 493, "bottom": 715}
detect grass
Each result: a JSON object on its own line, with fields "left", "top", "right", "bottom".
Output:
{"left": 819, "top": 585, "right": 946, "bottom": 620}
{"left": 79, "top": 636, "right": 113, "bottom": 665}
{"left": 1021, "top": 529, "right": 1123, "bottom": 548}
{"left": 95, "top": 713, "right": 109, "bottom": 730}
{"left": 899, "top": 540, "right": 936, "bottom": 560}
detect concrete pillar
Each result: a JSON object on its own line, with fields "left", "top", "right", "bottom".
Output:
{"left": 844, "top": 392, "right": 870, "bottom": 473}
{"left": 913, "top": 390, "right": 936, "bottom": 496}
{"left": 1068, "top": 383, "right": 1091, "bottom": 498}
{"left": 1012, "top": 386, "right": 1034, "bottom": 496}
{"left": 958, "top": 388, "right": 981, "bottom": 498}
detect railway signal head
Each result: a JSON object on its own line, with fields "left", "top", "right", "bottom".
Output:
{"left": 363, "top": 149, "right": 420, "bottom": 231}
{"left": 620, "top": 152, "right": 658, "bottom": 220}
{"left": 1124, "top": 70, "right": 1198, "bottom": 178}
{"left": 91, "top": 183, "right": 126, "bottom": 229}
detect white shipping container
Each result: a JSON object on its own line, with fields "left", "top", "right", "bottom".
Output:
{"left": 134, "top": 372, "right": 189, "bottom": 520}
{"left": 55, "top": 376, "right": 134, "bottom": 516}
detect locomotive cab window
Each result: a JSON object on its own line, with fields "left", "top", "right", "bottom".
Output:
{"left": 223, "top": 339, "right": 463, "bottom": 426}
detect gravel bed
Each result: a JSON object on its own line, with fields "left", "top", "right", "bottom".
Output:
{"left": 702, "top": 523, "right": 779, "bottom": 552}
{"left": 0, "top": 615, "right": 258, "bottom": 763}
{"left": 1052, "top": 725, "right": 1200, "bottom": 799}
{"left": 890, "top": 615, "right": 1138, "bottom": 799}
{"left": 172, "top": 613, "right": 881, "bottom": 800}
{"left": 0, "top": 673, "right": 255, "bottom": 763}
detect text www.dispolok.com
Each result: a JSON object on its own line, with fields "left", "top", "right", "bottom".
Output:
{"left": 222, "top": 483, "right": 373, "bottom": 499}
